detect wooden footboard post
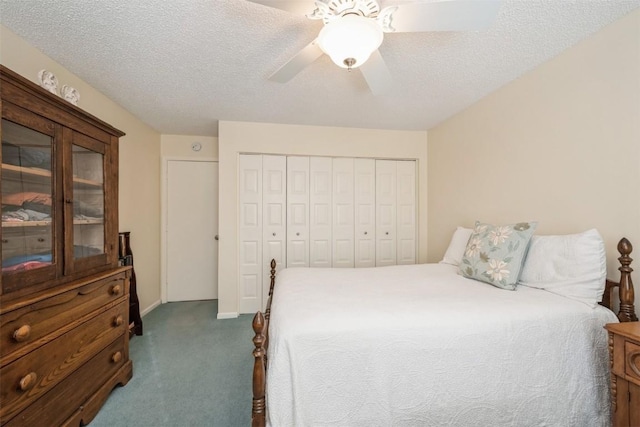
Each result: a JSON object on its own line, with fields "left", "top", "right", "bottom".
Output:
{"left": 616, "top": 238, "right": 637, "bottom": 322}
{"left": 252, "top": 312, "right": 267, "bottom": 427}
{"left": 265, "top": 259, "right": 276, "bottom": 321}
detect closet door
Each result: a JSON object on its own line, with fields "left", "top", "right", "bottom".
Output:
{"left": 287, "top": 156, "right": 310, "bottom": 268}
{"left": 396, "top": 161, "right": 416, "bottom": 264}
{"left": 262, "top": 155, "right": 286, "bottom": 308}
{"left": 239, "top": 154, "right": 262, "bottom": 313}
{"left": 332, "top": 158, "right": 354, "bottom": 267}
{"left": 309, "top": 157, "right": 332, "bottom": 268}
{"left": 375, "top": 160, "right": 396, "bottom": 267}
{"left": 354, "top": 158, "right": 376, "bottom": 268}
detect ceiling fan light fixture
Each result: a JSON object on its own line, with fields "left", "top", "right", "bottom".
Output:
{"left": 317, "top": 14, "right": 383, "bottom": 69}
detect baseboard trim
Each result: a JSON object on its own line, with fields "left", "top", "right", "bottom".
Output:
{"left": 141, "top": 299, "right": 162, "bottom": 317}
{"left": 217, "top": 312, "right": 239, "bottom": 320}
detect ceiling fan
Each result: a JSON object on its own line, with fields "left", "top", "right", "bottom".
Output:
{"left": 247, "top": 0, "right": 501, "bottom": 95}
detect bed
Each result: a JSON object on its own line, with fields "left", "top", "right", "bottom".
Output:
{"left": 251, "top": 232, "right": 637, "bottom": 427}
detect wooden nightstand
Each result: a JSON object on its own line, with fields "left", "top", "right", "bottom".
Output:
{"left": 606, "top": 322, "right": 640, "bottom": 426}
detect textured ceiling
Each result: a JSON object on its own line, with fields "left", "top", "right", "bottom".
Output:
{"left": 0, "top": 0, "right": 638, "bottom": 137}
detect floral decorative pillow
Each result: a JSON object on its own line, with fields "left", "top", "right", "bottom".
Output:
{"left": 460, "top": 221, "right": 537, "bottom": 290}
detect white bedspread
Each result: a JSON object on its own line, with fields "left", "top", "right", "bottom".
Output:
{"left": 266, "top": 263, "right": 617, "bottom": 427}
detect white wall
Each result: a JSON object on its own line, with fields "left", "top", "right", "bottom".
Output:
{"left": 428, "top": 10, "right": 640, "bottom": 308}
{"left": 0, "top": 25, "right": 162, "bottom": 314}
{"left": 218, "top": 121, "right": 428, "bottom": 316}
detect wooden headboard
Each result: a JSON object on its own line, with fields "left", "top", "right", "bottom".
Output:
{"left": 599, "top": 237, "right": 637, "bottom": 322}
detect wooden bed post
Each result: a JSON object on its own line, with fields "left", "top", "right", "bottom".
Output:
{"left": 266, "top": 259, "right": 276, "bottom": 321}
{"left": 252, "top": 312, "right": 267, "bottom": 427}
{"left": 616, "top": 238, "right": 637, "bottom": 322}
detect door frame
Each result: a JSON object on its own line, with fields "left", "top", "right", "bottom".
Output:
{"left": 161, "top": 156, "right": 219, "bottom": 303}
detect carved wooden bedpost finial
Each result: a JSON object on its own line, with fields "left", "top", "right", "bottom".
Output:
{"left": 252, "top": 312, "right": 267, "bottom": 427}
{"left": 617, "top": 238, "right": 637, "bottom": 322}
{"left": 269, "top": 259, "right": 276, "bottom": 297}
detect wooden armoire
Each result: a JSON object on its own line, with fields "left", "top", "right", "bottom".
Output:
{"left": 0, "top": 65, "right": 132, "bottom": 426}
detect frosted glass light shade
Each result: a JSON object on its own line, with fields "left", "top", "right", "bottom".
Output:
{"left": 317, "top": 15, "right": 384, "bottom": 69}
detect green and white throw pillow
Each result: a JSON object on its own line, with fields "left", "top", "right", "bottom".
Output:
{"left": 460, "top": 221, "right": 537, "bottom": 290}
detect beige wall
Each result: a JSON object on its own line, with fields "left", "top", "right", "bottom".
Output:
{"left": 1, "top": 25, "right": 162, "bottom": 314}
{"left": 428, "top": 11, "right": 640, "bottom": 307}
{"left": 218, "top": 121, "right": 428, "bottom": 316}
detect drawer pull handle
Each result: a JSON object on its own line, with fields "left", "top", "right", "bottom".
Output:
{"left": 13, "top": 325, "right": 32, "bottom": 342}
{"left": 2, "top": 239, "right": 8, "bottom": 244}
{"left": 37, "top": 238, "right": 45, "bottom": 242}
{"left": 18, "top": 372, "right": 37, "bottom": 392}
{"left": 111, "top": 351, "right": 122, "bottom": 364}
{"left": 110, "top": 284, "right": 122, "bottom": 295}
{"left": 113, "top": 315, "right": 124, "bottom": 327}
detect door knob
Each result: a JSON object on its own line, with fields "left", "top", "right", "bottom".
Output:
{"left": 272, "top": 233, "right": 276, "bottom": 237}
{"left": 296, "top": 232, "right": 300, "bottom": 236}
{"left": 364, "top": 231, "right": 368, "bottom": 235}
{"left": 385, "top": 232, "right": 389, "bottom": 235}
{"left": 215, "top": 235, "right": 219, "bottom": 241}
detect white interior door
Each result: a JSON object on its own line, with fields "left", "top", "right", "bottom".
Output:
{"left": 376, "top": 160, "right": 396, "bottom": 267}
{"left": 239, "top": 154, "right": 263, "bottom": 313}
{"left": 355, "top": 158, "right": 376, "bottom": 268}
{"left": 287, "top": 156, "right": 310, "bottom": 268}
{"left": 332, "top": 157, "right": 354, "bottom": 267}
{"left": 397, "top": 160, "right": 417, "bottom": 265}
{"left": 167, "top": 160, "right": 218, "bottom": 301}
{"left": 262, "top": 155, "right": 286, "bottom": 309}
{"left": 310, "top": 157, "right": 332, "bottom": 267}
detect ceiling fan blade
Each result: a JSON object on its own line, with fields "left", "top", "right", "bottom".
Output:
{"left": 388, "top": 0, "right": 501, "bottom": 33}
{"left": 269, "top": 40, "right": 324, "bottom": 83}
{"left": 245, "top": 0, "right": 317, "bottom": 15}
{"left": 359, "top": 50, "right": 393, "bottom": 96}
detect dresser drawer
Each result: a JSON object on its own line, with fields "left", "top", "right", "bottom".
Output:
{"left": 0, "top": 271, "right": 128, "bottom": 365}
{"left": 3, "top": 335, "right": 130, "bottom": 427}
{"left": 625, "top": 341, "right": 640, "bottom": 385}
{"left": 0, "top": 301, "right": 127, "bottom": 423}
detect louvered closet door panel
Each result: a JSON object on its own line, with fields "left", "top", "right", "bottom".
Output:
{"left": 332, "top": 157, "right": 354, "bottom": 267}
{"left": 309, "top": 157, "right": 332, "bottom": 268}
{"left": 239, "top": 154, "right": 263, "bottom": 313}
{"left": 287, "top": 156, "right": 310, "bottom": 268}
{"left": 354, "top": 158, "right": 376, "bottom": 268}
{"left": 262, "top": 155, "right": 286, "bottom": 308}
{"left": 396, "top": 160, "right": 416, "bottom": 265}
{"left": 376, "top": 160, "right": 396, "bottom": 267}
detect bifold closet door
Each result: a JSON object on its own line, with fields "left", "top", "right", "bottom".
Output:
{"left": 309, "top": 157, "right": 332, "bottom": 268}
{"left": 375, "top": 160, "right": 396, "bottom": 267}
{"left": 354, "top": 158, "right": 376, "bottom": 267}
{"left": 333, "top": 157, "right": 354, "bottom": 267}
{"left": 262, "top": 155, "right": 286, "bottom": 308}
{"left": 239, "top": 154, "right": 262, "bottom": 313}
{"left": 396, "top": 160, "right": 416, "bottom": 264}
{"left": 287, "top": 156, "right": 310, "bottom": 268}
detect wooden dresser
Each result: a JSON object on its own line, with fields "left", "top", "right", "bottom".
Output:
{"left": 1, "top": 65, "right": 132, "bottom": 425}
{"left": 605, "top": 321, "right": 640, "bottom": 427}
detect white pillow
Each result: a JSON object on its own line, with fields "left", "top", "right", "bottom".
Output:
{"left": 439, "top": 227, "right": 473, "bottom": 267}
{"left": 518, "top": 229, "right": 606, "bottom": 307}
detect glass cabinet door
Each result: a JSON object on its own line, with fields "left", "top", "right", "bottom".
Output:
{"left": 65, "top": 134, "right": 108, "bottom": 273}
{"left": 1, "top": 117, "right": 58, "bottom": 291}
